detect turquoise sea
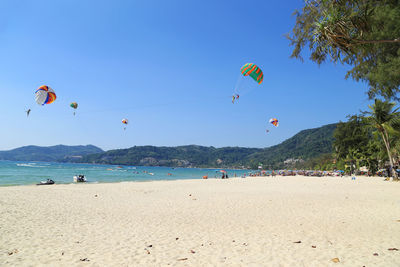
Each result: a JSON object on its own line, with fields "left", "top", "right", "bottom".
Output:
{"left": 0, "top": 161, "right": 252, "bottom": 186}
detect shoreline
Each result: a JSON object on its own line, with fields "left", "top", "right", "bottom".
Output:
{"left": 0, "top": 174, "right": 390, "bottom": 188}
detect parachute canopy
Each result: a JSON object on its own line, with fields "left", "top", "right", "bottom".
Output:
{"left": 35, "top": 85, "right": 56, "bottom": 105}
{"left": 269, "top": 118, "right": 278, "bottom": 127}
{"left": 122, "top": 119, "right": 128, "bottom": 125}
{"left": 70, "top": 102, "right": 78, "bottom": 109}
{"left": 240, "top": 63, "right": 263, "bottom": 84}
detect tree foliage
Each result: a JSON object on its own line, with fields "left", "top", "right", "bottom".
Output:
{"left": 363, "top": 99, "right": 400, "bottom": 178}
{"left": 287, "top": 0, "right": 400, "bottom": 99}
{"left": 331, "top": 99, "right": 400, "bottom": 178}
{"left": 333, "top": 115, "right": 381, "bottom": 173}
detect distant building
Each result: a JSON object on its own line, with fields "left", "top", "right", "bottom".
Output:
{"left": 284, "top": 158, "right": 304, "bottom": 165}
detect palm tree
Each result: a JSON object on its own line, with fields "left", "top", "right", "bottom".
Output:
{"left": 364, "top": 99, "right": 400, "bottom": 180}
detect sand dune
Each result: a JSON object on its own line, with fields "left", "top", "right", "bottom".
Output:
{"left": 1, "top": 176, "right": 400, "bottom": 266}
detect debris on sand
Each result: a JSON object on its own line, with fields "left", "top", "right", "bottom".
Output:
{"left": 8, "top": 249, "right": 18, "bottom": 255}
{"left": 80, "top": 258, "right": 90, "bottom": 261}
{"left": 331, "top": 258, "right": 340, "bottom": 263}
{"left": 293, "top": 241, "right": 301, "bottom": 243}
{"left": 177, "top": 258, "right": 188, "bottom": 261}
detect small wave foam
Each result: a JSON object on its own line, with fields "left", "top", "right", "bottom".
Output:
{"left": 16, "top": 163, "right": 46, "bottom": 168}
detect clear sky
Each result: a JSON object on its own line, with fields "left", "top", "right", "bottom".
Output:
{"left": 0, "top": 0, "right": 371, "bottom": 151}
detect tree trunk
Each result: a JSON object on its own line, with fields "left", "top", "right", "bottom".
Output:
{"left": 381, "top": 130, "right": 399, "bottom": 181}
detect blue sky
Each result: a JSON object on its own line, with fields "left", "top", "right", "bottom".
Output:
{"left": 0, "top": 0, "right": 370, "bottom": 151}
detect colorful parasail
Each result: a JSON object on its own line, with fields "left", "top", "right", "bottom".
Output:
{"left": 70, "top": 102, "right": 78, "bottom": 109}
{"left": 233, "top": 63, "right": 263, "bottom": 103}
{"left": 70, "top": 102, "right": 78, "bottom": 116}
{"left": 122, "top": 118, "right": 128, "bottom": 130}
{"left": 35, "top": 85, "right": 56, "bottom": 105}
{"left": 269, "top": 118, "right": 279, "bottom": 127}
{"left": 240, "top": 63, "right": 264, "bottom": 84}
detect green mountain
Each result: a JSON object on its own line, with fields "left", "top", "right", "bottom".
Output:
{"left": 78, "top": 145, "right": 261, "bottom": 168}
{"left": 0, "top": 145, "right": 104, "bottom": 162}
{"left": 245, "top": 123, "right": 337, "bottom": 169}
{"left": 77, "top": 123, "right": 337, "bottom": 168}
{"left": 0, "top": 124, "right": 337, "bottom": 168}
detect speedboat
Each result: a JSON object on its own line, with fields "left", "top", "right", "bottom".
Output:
{"left": 73, "top": 174, "right": 87, "bottom": 183}
{"left": 37, "top": 179, "right": 55, "bottom": 185}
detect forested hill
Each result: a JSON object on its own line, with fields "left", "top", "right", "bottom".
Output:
{"left": 77, "top": 145, "right": 262, "bottom": 168}
{"left": 0, "top": 124, "right": 336, "bottom": 167}
{"left": 245, "top": 123, "right": 337, "bottom": 168}
{"left": 0, "top": 145, "right": 103, "bottom": 162}
{"left": 77, "top": 123, "right": 337, "bottom": 168}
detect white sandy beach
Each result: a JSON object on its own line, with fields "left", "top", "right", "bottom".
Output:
{"left": 1, "top": 176, "right": 400, "bottom": 266}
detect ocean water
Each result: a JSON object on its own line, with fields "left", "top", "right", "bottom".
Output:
{"left": 0, "top": 161, "right": 252, "bottom": 186}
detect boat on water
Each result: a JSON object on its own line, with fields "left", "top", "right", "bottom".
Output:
{"left": 73, "top": 174, "right": 87, "bottom": 183}
{"left": 37, "top": 179, "right": 55, "bottom": 185}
